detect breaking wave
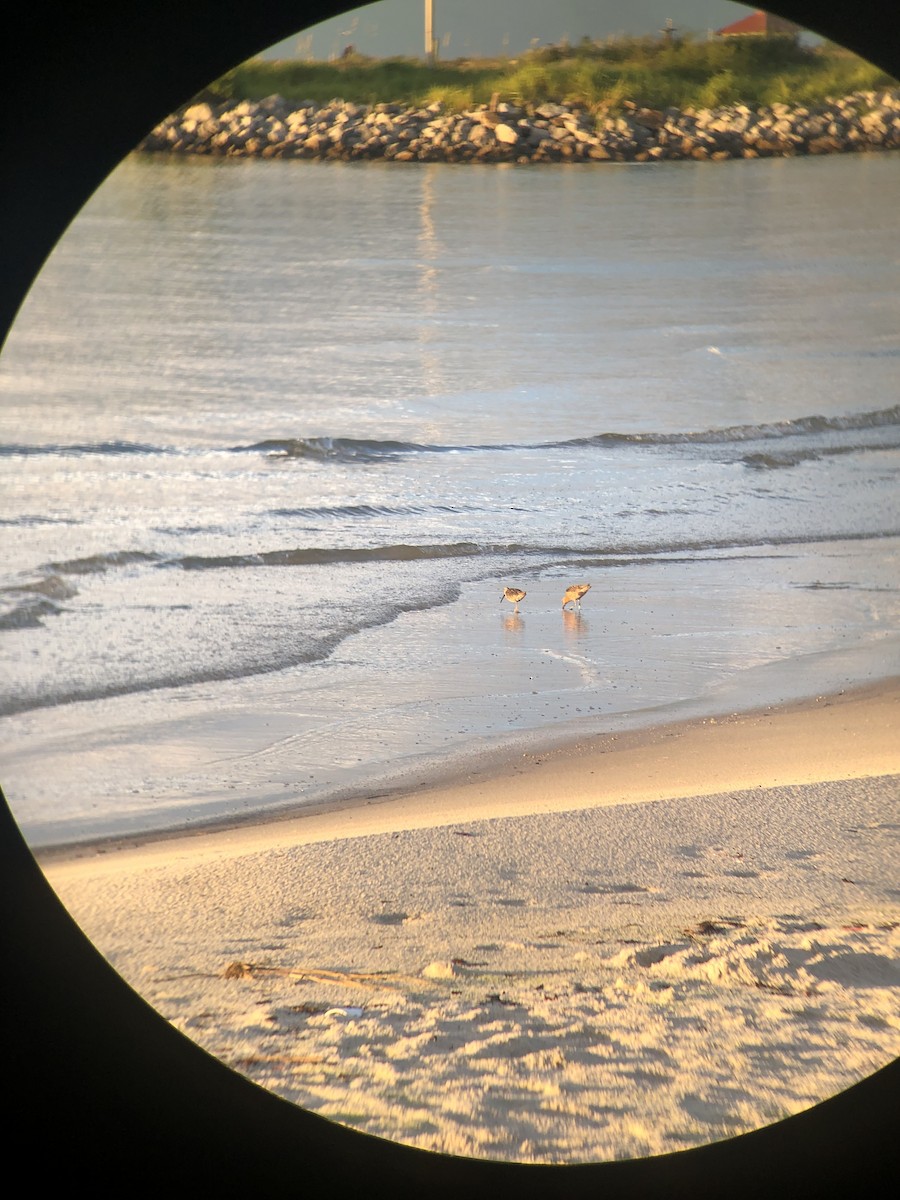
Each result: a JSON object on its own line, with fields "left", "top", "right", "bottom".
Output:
{"left": 5, "top": 406, "right": 897, "bottom": 466}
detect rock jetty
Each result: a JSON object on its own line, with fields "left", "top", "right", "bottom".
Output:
{"left": 138, "top": 89, "right": 900, "bottom": 163}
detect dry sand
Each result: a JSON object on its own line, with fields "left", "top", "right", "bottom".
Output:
{"left": 40, "top": 681, "right": 899, "bottom": 1164}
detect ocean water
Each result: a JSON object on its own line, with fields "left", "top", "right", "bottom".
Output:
{"left": 1, "top": 151, "right": 898, "bottom": 848}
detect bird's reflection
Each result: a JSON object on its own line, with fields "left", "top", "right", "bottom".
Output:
{"left": 563, "top": 610, "right": 589, "bottom": 637}
{"left": 502, "top": 614, "right": 525, "bottom": 634}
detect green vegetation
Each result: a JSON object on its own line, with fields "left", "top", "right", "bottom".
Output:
{"left": 202, "top": 34, "right": 895, "bottom": 114}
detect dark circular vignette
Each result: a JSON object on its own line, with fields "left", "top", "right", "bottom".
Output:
{"left": 1, "top": 3, "right": 898, "bottom": 1196}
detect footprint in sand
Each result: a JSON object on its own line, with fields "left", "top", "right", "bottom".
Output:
{"left": 579, "top": 882, "right": 653, "bottom": 895}
{"left": 784, "top": 849, "right": 823, "bottom": 869}
{"left": 371, "top": 911, "right": 408, "bottom": 925}
{"left": 371, "top": 910, "right": 432, "bottom": 926}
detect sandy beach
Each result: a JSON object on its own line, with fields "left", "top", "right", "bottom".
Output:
{"left": 39, "top": 680, "right": 899, "bottom": 1165}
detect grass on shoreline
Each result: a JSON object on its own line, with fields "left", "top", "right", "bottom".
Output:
{"left": 203, "top": 34, "right": 896, "bottom": 113}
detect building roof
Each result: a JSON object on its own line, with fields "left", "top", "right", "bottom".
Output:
{"left": 716, "top": 9, "right": 802, "bottom": 36}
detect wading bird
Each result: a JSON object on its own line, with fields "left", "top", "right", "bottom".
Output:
{"left": 562, "top": 583, "right": 591, "bottom": 611}
{"left": 501, "top": 586, "right": 526, "bottom": 613}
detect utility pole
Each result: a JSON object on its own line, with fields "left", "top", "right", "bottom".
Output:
{"left": 660, "top": 17, "right": 678, "bottom": 44}
{"left": 425, "top": 0, "right": 437, "bottom": 64}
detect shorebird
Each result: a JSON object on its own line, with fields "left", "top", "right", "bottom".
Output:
{"left": 562, "top": 583, "right": 591, "bottom": 611}
{"left": 501, "top": 586, "right": 526, "bottom": 613}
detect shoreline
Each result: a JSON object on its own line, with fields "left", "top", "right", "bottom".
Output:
{"left": 38, "top": 674, "right": 900, "bottom": 874}
{"left": 38, "top": 675, "right": 900, "bottom": 1164}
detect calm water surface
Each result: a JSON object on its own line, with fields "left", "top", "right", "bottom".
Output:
{"left": 2, "top": 152, "right": 898, "bottom": 846}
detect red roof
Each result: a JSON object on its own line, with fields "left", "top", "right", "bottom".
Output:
{"left": 717, "top": 9, "right": 801, "bottom": 36}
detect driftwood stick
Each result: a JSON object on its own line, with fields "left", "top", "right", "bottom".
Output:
{"left": 223, "top": 961, "right": 437, "bottom": 988}
{"left": 231, "top": 1052, "right": 327, "bottom": 1066}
